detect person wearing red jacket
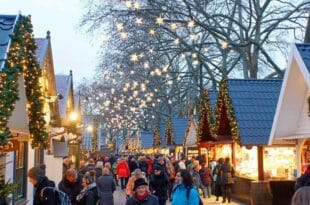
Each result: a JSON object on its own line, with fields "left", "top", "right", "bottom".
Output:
{"left": 146, "top": 155, "right": 153, "bottom": 179}
{"left": 117, "top": 157, "right": 130, "bottom": 189}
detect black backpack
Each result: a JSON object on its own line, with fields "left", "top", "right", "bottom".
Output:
{"left": 40, "top": 187, "right": 71, "bottom": 205}
{"left": 186, "top": 186, "right": 203, "bottom": 205}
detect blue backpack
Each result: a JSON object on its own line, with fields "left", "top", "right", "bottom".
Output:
{"left": 40, "top": 187, "right": 71, "bottom": 205}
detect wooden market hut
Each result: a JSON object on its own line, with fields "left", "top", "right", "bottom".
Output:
{"left": 140, "top": 131, "right": 154, "bottom": 154}
{"left": 160, "top": 117, "right": 189, "bottom": 159}
{"left": 213, "top": 79, "right": 294, "bottom": 204}
{"left": 183, "top": 116, "right": 199, "bottom": 159}
{"left": 197, "top": 89, "right": 217, "bottom": 162}
{"left": 269, "top": 43, "right": 310, "bottom": 176}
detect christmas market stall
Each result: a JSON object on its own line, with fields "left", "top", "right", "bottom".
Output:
{"left": 140, "top": 131, "right": 154, "bottom": 154}
{"left": 0, "top": 14, "right": 49, "bottom": 204}
{"left": 160, "top": 117, "right": 189, "bottom": 159}
{"left": 183, "top": 116, "right": 199, "bottom": 159}
{"left": 197, "top": 89, "right": 217, "bottom": 163}
{"left": 269, "top": 43, "right": 310, "bottom": 177}
{"left": 214, "top": 79, "right": 296, "bottom": 204}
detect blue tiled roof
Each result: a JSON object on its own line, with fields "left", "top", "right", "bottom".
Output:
{"left": 140, "top": 131, "right": 153, "bottom": 148}
{"left": 296, "top": 43, "right": 310, "bottom": 73}
{"left": 209, "top": 90, "right": 218, "bottom": 111}
{"left": 0, "top": 15, "right": 18, "bottom": 69}
{"left": 227, "top": 79, "right": 282, "bottom": 145}
{"left": 160, "top": 117, "right": 189, "bottom": 146}
{"left": 55, "top": 75, "right": 72, "bottom": 118}
{"left": 35, "top": 38, "right": 49, "bottom": 67}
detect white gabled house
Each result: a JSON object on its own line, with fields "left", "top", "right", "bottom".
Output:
{"left": 269, "top": 43, "right": 310, "bottom": 176}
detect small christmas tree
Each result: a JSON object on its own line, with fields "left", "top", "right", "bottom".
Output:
{"left": 165, "top": 118, "right": 175, "bottom": 145}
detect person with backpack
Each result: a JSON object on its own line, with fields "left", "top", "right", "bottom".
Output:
{"left": 28, "top": 166, "right": 56, "bottom": 205}
{"left": 59, "top": 168, "right": 83, "bottom": 205}
{"left": 76, "top": 170, "right": 98, "bottom": 205}
{"left": 171, "top": 170, "right": 202, "bottom": 205}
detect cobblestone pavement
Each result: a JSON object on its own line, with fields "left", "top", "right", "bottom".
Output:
{"left": 113, "top": 186, "right": 248, "bottom": 205}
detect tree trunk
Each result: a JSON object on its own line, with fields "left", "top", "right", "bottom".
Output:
{"left": 304, "top": 14, "right": 310, "bottom": 43}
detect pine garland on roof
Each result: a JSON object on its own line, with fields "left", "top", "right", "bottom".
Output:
{"left": 165, "top": 117, "right": 175, "bottom": 146}
{"left": 0, "top": 15, "right": 48, "bottom": 148}
{"left": 197, "top": 89, "right": 215, "bottom": 143}
{"left": 214, "top": 79, "right": 240, "bottom": 144}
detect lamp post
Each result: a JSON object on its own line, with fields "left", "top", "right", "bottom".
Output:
{"left": 67, "top": 111, "right": 81, "bottom": 170}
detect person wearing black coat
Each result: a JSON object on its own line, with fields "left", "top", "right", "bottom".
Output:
{"left": 138, "top": 156, "right": 149, "bottom": 176}
{"left": 28, "top": 166, "right": 56, "bottom": 205}
{"left": 149, "top": 165, "right": 169, "bottom": 205}
{"left": 59, "top": 169, "right": 83, "bottom": 205}
{"left": 129, "top": 158, "right": 139, "bottom": 174}
{"left": 76, "top": 170, "right": 98, "bottom": 205}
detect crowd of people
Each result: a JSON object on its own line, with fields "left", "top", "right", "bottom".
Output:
{"left": 27, "top": 153, "right": 238, "bottom": 205}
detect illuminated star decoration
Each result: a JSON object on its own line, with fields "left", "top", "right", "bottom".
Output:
{"left": 156, "top": 16, "right": 164, "bottom": 26}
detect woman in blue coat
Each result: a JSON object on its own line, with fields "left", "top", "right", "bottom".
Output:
{"left": 171, "top": 170, "right": 200, "bottom": 205}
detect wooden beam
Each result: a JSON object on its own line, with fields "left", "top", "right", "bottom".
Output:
{"left": 232, "top": 142, "right": 236, "bottom": 167}
{"left": 258, "top": 146, "right": 264, "bottom": 180}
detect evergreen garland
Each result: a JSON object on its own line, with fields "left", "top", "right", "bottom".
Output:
{"left": 152, "top": 126, "right": 161, "bottom": 147}
{"left": 165, "top": 118, "right": 175, "bottom": 146}
{"left": 197, "top": 89, "right": 215, "bottom": 143}
{"left": 0, "top": 15, "right": 48, "bottom": 148}
{"left": 214, "top": 79, "right": 240, "bottom": 144}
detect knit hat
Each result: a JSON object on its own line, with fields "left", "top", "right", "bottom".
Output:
{"left": 133, "top": 178, "right": 148, "bottom": 190}
{"left": 154, "top": 164, "right": 162, "bottom": 171}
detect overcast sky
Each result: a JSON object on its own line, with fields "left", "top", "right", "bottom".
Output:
{"left": 0, "top": 0, "right": 99, "bottom": 85}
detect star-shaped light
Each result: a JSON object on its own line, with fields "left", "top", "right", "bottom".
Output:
{"left": 171, "top": 23, "right": 178, "bottom": 30}
{"left": 156, "top": 16, "right": 164, "bottom": 25}
{"left": 193, "top": 60, "right": 199, "bottom": 65}
{"left": 221, "top": 41, "right": 228, "bottom": 49}
{"left": 174, "top": 38, "right": 180, "bottom": 45}
{"left": 124, "top": 1, "right": 131, "bottom": 8}
{"left": 133, "top": 2, "right": 140, "bottom": 10}
{"left": 120, "top": 32, "right": 128, "bottom": 39}
{"left": 101, "top": 34, "right": 109, "bottom": 42}
{"left": 192, "top": 53, "right": 197, "bottom": 58}
{"left": 204, "top": 47, "right": 209, "bottom": 52}
{"left": 131, "top": 53, "right": 138, "bottom": 62}
{"left": 144, "top": 62, "right": 149, "bottom": 69}
{"left": 189, "top": 34, "right": 196, "bottom": 41}
{"left": 188, "top": 20, "right": 195, "bottom": 28}
{"left": 149, "top": 48, "right": 154, "bottom": 53}
{"left": 116, "top": 23, "right": 124, "bottom": 31}
{"left": 149, "top": 29, "right": 155, "bottom": 36}
{"left": 135, "top": 17, "right": 143, "bottom": 25}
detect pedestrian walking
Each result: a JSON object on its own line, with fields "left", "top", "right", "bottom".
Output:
{"left": 76, "top": 170, "right": 98, "bottom": 205}
{"left": 199, "top": 161, "right": 213, "bottom": 198}
{"left": 138, "top": 156, "right": 149, "bottom": 177}
{"left": 97, "top": 167, "right": 116, "bottom": 205}
{"left": 117, "top": 157, "right": 130, "bottom": 189}
{"left": 95, "top": 161, "right": 103, "bottom": 178}
{"left": 149, "top": 165, "right": 169, "bottom": 205}
{"left": 129, "top": 157, "right": 139, "bottom": 174}
{"left": 59, "top": 168, "right": 83, "bottom": 205}
{"left": 171, "top": 170, "right": 201, "bottom": 205}
{"left": 126, "top": 169, "right": 147, "bottom": 198}
{"left": 125, "top": 178, "right": 159, "bottom": 205}
{"left": 220, "top": 157, "right": 235, "bottom": 203}
{"left": 214, "top": 158, "right": 224, "bottom": 201}
{"left": 28, "top": 166, "right": 56, "bottom": 205}
{"left": 191, "top": 162, "right": 204, "bottom": 196}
